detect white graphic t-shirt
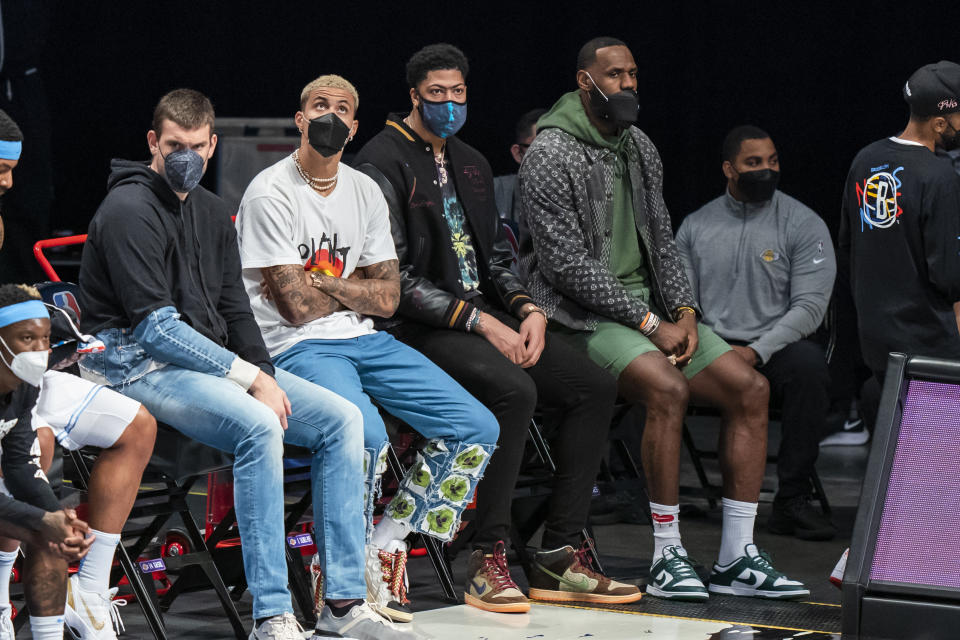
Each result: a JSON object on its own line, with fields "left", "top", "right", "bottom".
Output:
{"left": 236, "top": 155, "right": 397, "bottom": 356}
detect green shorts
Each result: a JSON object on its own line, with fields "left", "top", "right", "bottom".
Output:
{"left": 559, "top": 316, "right": 731, "bottom": 380}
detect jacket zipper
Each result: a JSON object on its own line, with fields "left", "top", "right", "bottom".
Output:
{"left": 734, "top": 203, "right": 747, "bottom": 276}
{"left": 183, "top": 201, "right": 219, "bottom": 332}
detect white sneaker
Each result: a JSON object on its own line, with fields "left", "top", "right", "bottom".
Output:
{"left": 364, "top": 545, "right": 413, "bottom": 623}
{"left": 64, "top": 575, "right": 127, "bottom": 640}
{"left": 0, "top": 604, "right": 13, "bottom": 640}
{"left": 312, "top": 602, "right": 418, "bottom": 640}
{"left": 248, "top": 612, "right": 303, "bottom": 640}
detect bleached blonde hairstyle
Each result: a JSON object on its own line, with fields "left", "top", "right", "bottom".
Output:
{"left": 299, "top": 75, "right": 359, "bottom": 112}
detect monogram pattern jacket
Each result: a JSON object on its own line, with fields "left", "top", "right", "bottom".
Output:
{"left": 518, "top": 126, "right": 699, "bottom": 331}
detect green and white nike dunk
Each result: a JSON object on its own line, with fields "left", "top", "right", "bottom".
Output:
{"left": 528, "top": 542, "right": 642, "bottom": 604}
{"left": 708, "top": 543, "right": 809, "bottom": 599}
{"left": 645, "top": 546, "right": 708, "bottom": 601}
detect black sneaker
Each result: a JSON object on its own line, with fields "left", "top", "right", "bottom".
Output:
{"left": 768, "top": 495, "right": 837, "bottom": 541}
{"left": 820, "top": 417, "right": 870, "bottom": 446}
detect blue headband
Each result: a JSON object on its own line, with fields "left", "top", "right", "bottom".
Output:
{"left": 0, "top": 300, "right": 49, "bottom": 328}
{"left": 0, "top": 140, "right": 21, "bottom": 161}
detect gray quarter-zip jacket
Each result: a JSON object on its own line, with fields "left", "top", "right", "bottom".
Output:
{"left": 676, "top": 189, "right": 835, "bottom": 364}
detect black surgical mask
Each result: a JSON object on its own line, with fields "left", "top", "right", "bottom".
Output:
{"left": 306, "top": 113, "right": 351, "bottom": 157}
{"left": 584, "top": 71, "right": 639, "bottom": 130}
{"left": 940, "top": 123, "right": 960, "bottom": 152}
{"left": 735, "top": 169, "right": 780, "bottom": 203}
{"left": 160, "top": 147, "right": 205, "bottom": 193}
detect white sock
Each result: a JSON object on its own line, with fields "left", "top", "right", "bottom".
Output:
{"left": 718, "top": 497, "right": 757, "bottom": 566}
{"left": 370, "top": 517, "right": 410, "bottom": 553}
{"left": 77, "top": 529, "right": 121, "bottom": 594}
{"left": 30, "top": 614, "right": 64, "bottom": 640}
{"left": 650, "top": 502, "right": 682, "bottom": 564}
{"left": 0, "top": 548, "right": 17, "bottom": 606}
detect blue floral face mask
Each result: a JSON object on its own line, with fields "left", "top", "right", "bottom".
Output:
{"left": 160, "top": 147, "right": 206, "bottom": 193}
{"left": 418, "top": 95, "right": 467, "bottom": 139}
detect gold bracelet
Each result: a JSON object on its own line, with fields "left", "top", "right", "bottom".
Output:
{"left": 673, "top": 306, "right": 696, "bottom": 321}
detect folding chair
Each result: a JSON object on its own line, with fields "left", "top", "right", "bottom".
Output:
{"left": 197, "top": 446, "right": 319, "bottom": 626}
{"left": 682, "top": 406, "right": 832, "bottom": 515}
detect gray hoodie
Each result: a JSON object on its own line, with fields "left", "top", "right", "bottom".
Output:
{"left": 676, "top": 189, "right": 835, "bottom": 364}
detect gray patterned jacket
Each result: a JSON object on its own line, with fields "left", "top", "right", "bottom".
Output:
{"left": 518, "top": 126, "right": 700, "bottom": 331}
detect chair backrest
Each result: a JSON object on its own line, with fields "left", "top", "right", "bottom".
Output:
{"left": 33, "top": 234, "right": 88, "bottom": 282}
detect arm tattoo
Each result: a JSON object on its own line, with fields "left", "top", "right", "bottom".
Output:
{"left": 261, "top": 264, "right": 344, "bottom": 325}
{"left": 311, "top": 259, "right": 401, "bottom": 317}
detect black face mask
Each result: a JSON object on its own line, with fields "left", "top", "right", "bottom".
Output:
{"left": 940, "top": 123, "right": 960, "bottom": 152}
{"left": 306, "top": 113, "right": 351, "bottom": 157}
{"left": 735, "top": 169, "right": 780, "bottom": 203}
{"left": 585, "top": 71, "right": 639, "bottom": 129}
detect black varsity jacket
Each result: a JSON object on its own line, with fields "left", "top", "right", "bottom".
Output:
{"left": 353, "top": 114, "right": 534, "bottom": 331}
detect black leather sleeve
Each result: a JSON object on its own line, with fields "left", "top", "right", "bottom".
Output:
{"left": 487, "top": 215, "right": 535, "bottom": 318}
{"left": 355, "top": 163, "right": 478, "bottom": 331}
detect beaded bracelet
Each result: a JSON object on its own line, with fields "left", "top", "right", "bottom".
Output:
{"left": 639, "top": 312, "right": 661, "bottom": 336}
{"left": 464, "top": 307, "right": 481, "bottom": 332}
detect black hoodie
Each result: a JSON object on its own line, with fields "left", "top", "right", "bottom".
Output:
{"left": 79, "top": 160, "right": 273, "bottom": 375}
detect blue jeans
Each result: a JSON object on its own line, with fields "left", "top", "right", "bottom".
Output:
{"left": 120, "top": 365, "right": 366, "bottom": 617}
{"left": 274, "top": 332, "right": 498, "bottom": 542}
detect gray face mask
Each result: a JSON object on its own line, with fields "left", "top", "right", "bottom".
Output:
{"left": 160, "top": 147, "right": 206, "bottom": 193}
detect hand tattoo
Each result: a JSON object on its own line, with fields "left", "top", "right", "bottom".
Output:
{"left": 310, "top": 259, "right": 401, "bottom": 317}
{"left": 261, "top": 264, "right": 344, "bottom": 325}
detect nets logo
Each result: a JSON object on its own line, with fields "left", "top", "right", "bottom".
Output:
{"left": 857, "top": 165, "right": 904, "bottom": 231}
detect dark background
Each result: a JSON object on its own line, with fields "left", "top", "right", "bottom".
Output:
{"left": 10, "top": 0, "right": 960, "bottom": 237}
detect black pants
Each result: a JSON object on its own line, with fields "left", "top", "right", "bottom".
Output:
{"left": 392, "top": 304, "right": 616, "bottom": 550}
{"left": 757, "top": 339, "right": 831, "bottom": 501}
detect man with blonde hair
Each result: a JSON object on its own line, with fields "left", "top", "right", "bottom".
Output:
{"left": 236, "top": 74, "right": 497, "bottom": 635}
{"left": 79, "top": 88, "right": 368, "bottom": 640}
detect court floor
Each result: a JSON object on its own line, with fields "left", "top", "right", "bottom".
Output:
{"left": 408, "top": 602, "right": 839, "bottom": 639}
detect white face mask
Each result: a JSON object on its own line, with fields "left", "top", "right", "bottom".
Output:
{"left": 0, "top": 335, "right": 48, "bottom": 387}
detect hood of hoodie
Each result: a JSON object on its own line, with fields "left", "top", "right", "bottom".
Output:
{"left": 537, "top": 90, "right": 631, "bottom": 152}
{"left": 106, "top": 159, "right": 182, "bottom": 208}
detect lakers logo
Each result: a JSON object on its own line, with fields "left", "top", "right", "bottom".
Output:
{"left": 761, "top": 249, "right": 780, "bottom": 262}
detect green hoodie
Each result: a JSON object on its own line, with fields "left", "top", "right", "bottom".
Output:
{"left": 537, "top": 91, "right": 649, "bottom": 299}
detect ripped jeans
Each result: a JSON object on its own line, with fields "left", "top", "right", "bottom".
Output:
{"left": 273, "top": 331, "right": 498, "bottom": 542}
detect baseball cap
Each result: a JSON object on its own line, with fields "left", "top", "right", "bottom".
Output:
{"left": 904, "top": 61, "right": 960, "bottom": 117}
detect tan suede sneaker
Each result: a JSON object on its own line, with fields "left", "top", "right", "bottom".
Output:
{"left": 464, "top": 541, "right": 530, "bottom": 613}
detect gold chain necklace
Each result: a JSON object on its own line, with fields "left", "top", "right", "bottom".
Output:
{"left": 293, "top": 150, "right": 339, "bottom": 192}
